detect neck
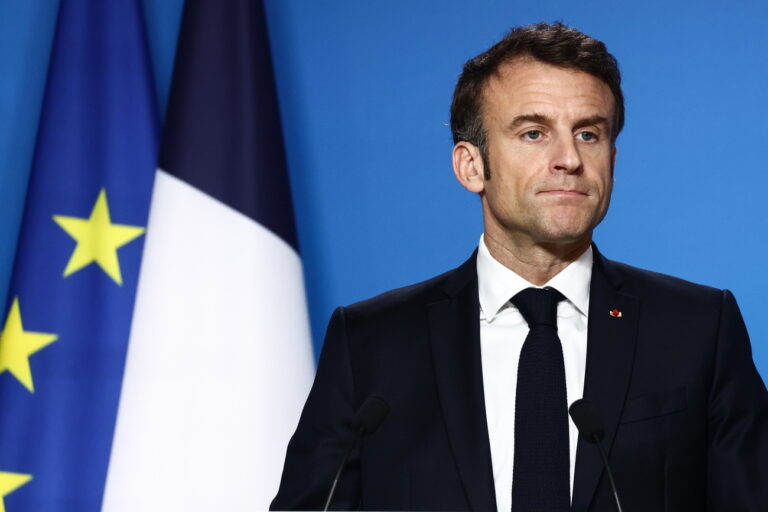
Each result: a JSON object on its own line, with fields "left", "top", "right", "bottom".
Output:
{"left": 483, "top": 231, "right": 591, "bottom": 286}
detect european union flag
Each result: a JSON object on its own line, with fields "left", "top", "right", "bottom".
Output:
{"left": 0, "top": 0, "right": 158, "bottom": 509}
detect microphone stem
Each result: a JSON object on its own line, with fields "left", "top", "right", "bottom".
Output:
{"left": 323, "top": 428, "right": 363, "bottom": 512}
{"left": 592, "top": 433, "right": 623, "bottom": 512}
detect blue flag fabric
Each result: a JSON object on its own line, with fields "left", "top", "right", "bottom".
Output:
{"left": 100, "top": 0, "right": 314, "bottom": 507}
{"left": 159, "top": 0, "right": 299, "bottom": 250}
{"left": 0, "top": 0, "right": 158, "bottom": 509}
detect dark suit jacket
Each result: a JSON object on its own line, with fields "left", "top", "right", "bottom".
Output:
{"left": 271, "top": 248, "right": 768, "bottom": 511}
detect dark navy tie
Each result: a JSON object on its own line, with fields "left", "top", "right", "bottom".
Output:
{"left": 511, "top": 287, "right": 570, "bottom": 511}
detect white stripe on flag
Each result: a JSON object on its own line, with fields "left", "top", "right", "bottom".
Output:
{"left": 102, "top": 169, "right": 314, "bottom": 510}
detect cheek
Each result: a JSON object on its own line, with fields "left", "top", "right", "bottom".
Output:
{"left": 598, "top": 169, "right": 614, "bottom": 198}
{"left": 592, "top": 177, "right": 614, "bottom": 223}
{"left": 584, "top": 154, "right": 614, "bottom": 191}
{"left": 483, "top": 176, "right": 526, "bottom": 223}
{"left": 487, "top": 174, "right": 530, "bottom": 212}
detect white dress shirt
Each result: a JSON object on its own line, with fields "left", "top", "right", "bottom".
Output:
{"left": 477, "top": 235, "right": 592, "bottom": 512}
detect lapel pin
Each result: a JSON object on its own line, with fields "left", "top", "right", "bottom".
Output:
{"left": 609, "top": 309, "right": 622, "bottom": 318}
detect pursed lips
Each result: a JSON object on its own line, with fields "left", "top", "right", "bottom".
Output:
{"left": 537, "top": 189, "right": 589, "bottom": 196}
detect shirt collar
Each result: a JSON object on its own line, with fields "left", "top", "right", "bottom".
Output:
{"left": 476, "top": 234, "right": 592, "bottom": 321}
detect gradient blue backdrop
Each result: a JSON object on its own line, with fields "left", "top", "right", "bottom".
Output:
{"left": 1, "top": 0, "right": 766, "bottom": 380}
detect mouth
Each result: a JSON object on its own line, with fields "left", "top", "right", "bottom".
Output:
{"left": 538, "top": 189, "right": 589, "bottom": 197}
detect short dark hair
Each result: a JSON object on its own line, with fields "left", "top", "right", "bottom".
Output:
{"left": 450, "top": 22, "right": 624, "bottom": 178}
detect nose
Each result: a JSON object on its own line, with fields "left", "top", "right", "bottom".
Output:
{"left": 551, "top": 135, "right": 583, "bottom": 174}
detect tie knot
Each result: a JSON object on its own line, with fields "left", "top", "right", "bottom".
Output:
{"left": 510, "top": 287, "right": 565, "bottom": 328}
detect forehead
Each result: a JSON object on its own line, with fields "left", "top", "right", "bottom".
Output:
{"left": 482, "top": 58, "right": 615, "bottom": 122}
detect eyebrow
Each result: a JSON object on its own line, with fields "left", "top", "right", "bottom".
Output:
{"left": 573, "top": 115, "right": 610, "bottom": 131}
{"left": 508, "top": 113, "right": 611, "bottom": 131}
{"left": 508, "top": 113, "right": 551, "bottom": 129}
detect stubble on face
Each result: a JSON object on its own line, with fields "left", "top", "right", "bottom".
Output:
{"left": 478, "top": 58, "right": 616, "bottom": 282}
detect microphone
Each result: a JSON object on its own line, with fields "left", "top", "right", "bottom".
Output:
{"left": 354, "top": 395, "right": 389, "bottom": 437}
{"left": 324, "top": 395, "right": 390, "bottom": 511}
{"left": 569, "top": 399, "right": 624, "bottom": 512}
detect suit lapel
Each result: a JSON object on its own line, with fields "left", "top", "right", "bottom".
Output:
{"left": 428, "top": 253, "right": 497, "bottom": 512}
{"left": 571, "top": 247, "right": 640, "bottom": 512}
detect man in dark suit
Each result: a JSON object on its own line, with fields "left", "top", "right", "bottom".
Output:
{"left": 271, "top": 23, "right": 768, "bottom": 511}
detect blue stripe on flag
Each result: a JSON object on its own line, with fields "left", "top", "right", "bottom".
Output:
{"left": 0, "top": 0, "right": 158, "bottom": 509}
{"left": 160, "top": 0, "right": 299, "bottom": 251}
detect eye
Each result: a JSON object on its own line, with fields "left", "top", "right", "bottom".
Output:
{"left": 577, "top": 131, "right": 598, "bottom": 142}
{"left": 523, "top": 130, "right": 543, "bottom": 141}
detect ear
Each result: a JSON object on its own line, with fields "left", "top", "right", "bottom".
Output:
{"left": 610, "top": 145, "right": 617, "bottom": 177}
{"left": 452, "top": 141, "right": 485, "bottom": 193}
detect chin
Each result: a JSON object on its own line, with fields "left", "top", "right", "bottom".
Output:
{"left": 539, "top": 234, "right": 591, "bottom": 247}
{"left": 536, "top": 223, "right": 593, "bottom": 245}
{"left": 538, "top": 211, "right": 600, "bottom": 242}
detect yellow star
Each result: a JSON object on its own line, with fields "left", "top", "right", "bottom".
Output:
{"left": 53, "top": 188, "right": 145, "bottom": 286}
{"left": 0, "top": 471, "right": 32, "bottom": 512}
{"left": 0, "top": 298, "right": 58, "bottom": 393}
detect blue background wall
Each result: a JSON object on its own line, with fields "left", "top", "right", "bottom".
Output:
{"left": 0, "top": 1, "right": 59, "bottom": 317}
{"left": 1, "top": 0, "right": 766, "bottom": 379}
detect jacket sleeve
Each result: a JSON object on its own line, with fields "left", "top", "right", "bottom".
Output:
{"left": 706, "top": 290, "right": 768, "bottom": 510}
{"left": 270, "top": 307, "right": 362, "bottom": 511}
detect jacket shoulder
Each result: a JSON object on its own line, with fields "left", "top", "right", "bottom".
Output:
{"left": 608, "top": 257, "right": 724, "bottom": 305}
{"left": 339, "top": 251, "right": 476, "bottom": 322}
{"left": 342, "top": 266, "right": 458, "bottom": 322}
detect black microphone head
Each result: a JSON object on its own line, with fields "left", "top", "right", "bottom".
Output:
{"left": 569, "top": 399, "right": 605, "bottom": 444}
{"left": 354, "top": 395, "right": 390, "bottom": 437}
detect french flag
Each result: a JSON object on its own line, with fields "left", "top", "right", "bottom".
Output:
{"left": 103, "top": 1, "right": 314, "bottom": 509}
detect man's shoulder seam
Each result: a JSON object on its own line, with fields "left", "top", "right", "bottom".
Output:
{"left": 344, "top": 267, "right": 457, "bottom": 314}
{"left": 608, "top": 258, "right": 723, "bottom": 297}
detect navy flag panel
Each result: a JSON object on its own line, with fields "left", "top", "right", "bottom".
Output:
{"left": 160, "top": 0, "right": 299, "bottom": 251}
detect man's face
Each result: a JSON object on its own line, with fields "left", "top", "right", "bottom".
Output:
{"left": 475, "top": 58, "right": 616, "bottom": 248}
